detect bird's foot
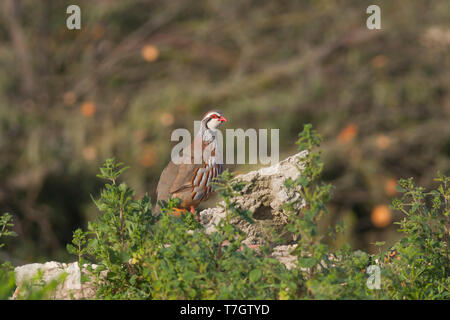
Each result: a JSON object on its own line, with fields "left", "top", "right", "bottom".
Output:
{"left": 190, "top": 206, "right": 200, "bottom": 222}
{"left": 170, "top": 207, "right": 186, "bottom": 217}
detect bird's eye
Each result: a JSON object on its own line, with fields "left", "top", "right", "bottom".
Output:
{"left": 211, "top": 114, "right": 218, "bottom": 119}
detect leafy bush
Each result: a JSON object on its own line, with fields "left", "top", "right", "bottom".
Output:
{"left": 69, "top": 159, "right": 293, "bottom": 299}
{"left": 1, "top": 213, "right": 64, "bottom": 300}
{"left": 0, "top": 213, "right": 17, "bottom": 299}
{"left": 381, "top": 174, "right": 449, "bottom": 299}
{"left": 68, "top": 124, "right": 449, "bottom": 299}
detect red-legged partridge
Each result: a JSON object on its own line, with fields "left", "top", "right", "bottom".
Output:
{"left": 155, "top": 110, "right": 227, "bottom": 217}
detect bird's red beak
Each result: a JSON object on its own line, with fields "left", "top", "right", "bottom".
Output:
{"left": 219, "top": 115, "right": 227, "bottom": 122}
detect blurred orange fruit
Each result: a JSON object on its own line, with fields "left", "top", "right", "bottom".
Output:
{"left": 376, "top": 135, "right": 391, "bottom": 150}
{"left": 80, "top": 102, "right": 96, "bottom": 117}
{"left": 371, "top": 205, "right": 392, "bottom": 228}
{"left": 160, "top": 112, "right": 174, "bottom": 126}
{"left": 141, "top": 45, "right": 159, "bottom": 62}
{"left": 140, "top": 144, "right": 157, "bottom": 168}
{"left": 337, "top": 124, "right": 358, "bottom": 143}
{"left": 384, "top": 178, "right": 398, "bottom": 197}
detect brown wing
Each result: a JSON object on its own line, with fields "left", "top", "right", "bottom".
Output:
{"left": 166, "top": 138, "right": 206, "bottom": 195}
{"left": 156, "top": 160, "right": 179, "bottom": 203}
{"left": 168, "top": 161, "right": 203, "bottom": 194}
{"left": 156, "top": 160, "right": 203, "bottom": 199}
{"left": 156, "top": 137, "right": 223, "bottom": 210}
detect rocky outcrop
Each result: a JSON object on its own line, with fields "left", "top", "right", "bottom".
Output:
{"left": 12, "top": 152, "right": 306, "bottom": 299}
{"left": 13, "top": 262, "right": 98, "bottom": 300}
{"left": 271, "top": 245, "right": 298, "bottom": 270}
{"left": 200, "top": 150, "right": 307, "bottom": 246}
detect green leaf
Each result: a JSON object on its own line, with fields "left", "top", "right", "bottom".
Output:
{"left": 395, "top": 185, "right": 407, "bottom": 193}
{"left": 373, "top": 241, "right": 386, "bottom": 247}
{"left": 298, "top": 257, "right": 316, "bottom": 268}
{"left": 249, "top": 269, "right": 262, "bottom": 282}
{"left": 81, "top": 274, "right": 91, "bottom": 284}
{"left": 66, "top": 244, "right": 77, "bottom": 255}
{"left": 119, "top": 251, "right": 131, "bottom": 264}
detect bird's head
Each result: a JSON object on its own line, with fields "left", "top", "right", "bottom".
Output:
{"left": 201, "top": 110, "right": 227, "bottom": 132}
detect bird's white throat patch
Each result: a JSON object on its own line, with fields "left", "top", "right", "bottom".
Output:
{"left": 202, "top": 127, "right": 216, "bottom": 142}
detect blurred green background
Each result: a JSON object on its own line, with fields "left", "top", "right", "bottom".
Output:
{"left": 0, "top": 0, "right": 449, "bottom": 264}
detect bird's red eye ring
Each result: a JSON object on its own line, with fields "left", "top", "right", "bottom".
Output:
{"left": 211, "top": 114, "right": 218, "bottom": 119}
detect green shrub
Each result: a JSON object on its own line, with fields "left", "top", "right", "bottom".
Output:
{"left": 69, "top": 159, "right": 294, "bottom": 299}
{"left": 1, "top": 213, "right": 65, "bottom": 300}
{"left": 381, "top": 174, "right": 449, "bottom": 299}
{"left": 0, "top": 213, "right": 17, "bottom": 299}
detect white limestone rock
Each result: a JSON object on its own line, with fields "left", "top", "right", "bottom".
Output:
{"left": 13, "top": 261, "right": 98, "bottom": 300}
{"left": 200, "top": 151, "right": 307, "bottom": 245}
